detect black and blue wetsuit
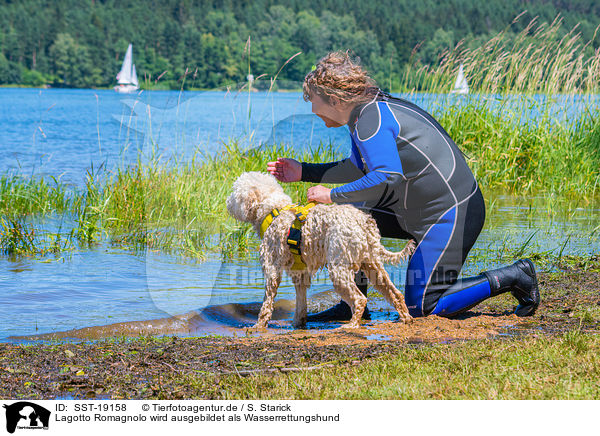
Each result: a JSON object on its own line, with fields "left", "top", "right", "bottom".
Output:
{"left": 302, "top": 90, "right": 492, "bottom": 318}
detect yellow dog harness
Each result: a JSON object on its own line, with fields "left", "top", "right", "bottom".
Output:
{"left": 259, "top": 201, "right": 317, "bottom": 270}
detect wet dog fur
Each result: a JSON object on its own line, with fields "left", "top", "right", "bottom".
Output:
{"left": 226, "top": 171, "right": 415, "bottom": 329}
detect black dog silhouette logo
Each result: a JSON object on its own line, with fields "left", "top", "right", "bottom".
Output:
{"left": 3, "top": 402, "right": 50, "bottom": 433}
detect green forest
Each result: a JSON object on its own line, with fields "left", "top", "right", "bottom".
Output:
{"left": 0, "top": 0, "right": 599, "bottom": 90}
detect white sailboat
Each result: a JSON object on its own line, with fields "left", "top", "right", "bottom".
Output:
{"left": 451, "top": 63, "right": 469, "bottom": 95}
{"left": 114, "top": 43, "right": 139, "bottom": 93}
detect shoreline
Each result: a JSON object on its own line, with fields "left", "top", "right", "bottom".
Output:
{"left": 3, "top": 85, "right": 600, "bottom": 97}
{"left": 1, "top": 257, "right": 598, "bottom": 399}
{"left": 0, "top": 84, "right": 303, "bottom": 92}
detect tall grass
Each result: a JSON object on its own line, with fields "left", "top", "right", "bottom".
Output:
{"left": 0, "top": 174, "right": 70, "bottom": 217}
{"left": 2, "top": 121, "right": 597, "bottom": 259}
{"left": 402, "top": 14, "right": 600, "bottom": 94}
{"left": 0, "top": 216, "right": 73, "bottom": 256}
{"left": 0, "top": 175, "right": 75, "bottom": 256}
{"left": 437, "top": 102, "right": 600, "bottom": 199}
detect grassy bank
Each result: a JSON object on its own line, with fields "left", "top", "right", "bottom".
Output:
{"left": 212, "top": 333, "right": 600, "bottom": 400}
{"left": 2, "top": 332, "right": 599, "bottom": 400}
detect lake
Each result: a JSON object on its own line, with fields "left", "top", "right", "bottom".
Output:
{"left": 0, "top": 87, "right": 599, "bottom": 341}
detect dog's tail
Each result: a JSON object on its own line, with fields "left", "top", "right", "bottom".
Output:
{"left": 363, "top": 215, "right": 416, "bottom": 264}
{"left": 378, "top": 239, "right": 417, "bottom": 264}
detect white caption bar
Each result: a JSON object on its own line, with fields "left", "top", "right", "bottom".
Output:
{"left": 0, "top": 400, "right": 597, "bottom": 435}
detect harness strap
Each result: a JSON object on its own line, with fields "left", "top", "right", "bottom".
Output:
{"left": 286, "top": 201, "right": 316, "bottom": 270}
{"left": 259, "top": 201, "right": 317, "bottom": 270}
{"left": 259, "top": 204, "right": 296, "bottom": 238}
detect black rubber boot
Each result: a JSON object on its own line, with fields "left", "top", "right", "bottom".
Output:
{"left": 306, "top": 271, "right": 371, "bottom": 322}
{"left": 483, "top": 258, "right": 540, "bottom": 317}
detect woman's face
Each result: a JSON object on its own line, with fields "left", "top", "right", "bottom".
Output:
{"left": 310, "top": 94, "right": 349, "bottom": 128}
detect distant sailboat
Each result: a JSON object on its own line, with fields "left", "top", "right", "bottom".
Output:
{"left": 114, "top": 44, "right": 139, "bottom": 93}
{"left": 451, "top": 63, "right": 469, "bottom": 95}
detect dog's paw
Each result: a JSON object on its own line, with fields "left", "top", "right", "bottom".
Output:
{"left": 247, "top": 323, "right": 268, "bottom": 333}
{"left": 397, "top": 313, "right": 413, "bottom": 324}
{"left": 335, "top": 322, "right": 361, "bottom": 330}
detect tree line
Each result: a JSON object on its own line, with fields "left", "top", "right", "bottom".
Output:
{"left": 0, "top": 0, "right": 598, "bottom": 90}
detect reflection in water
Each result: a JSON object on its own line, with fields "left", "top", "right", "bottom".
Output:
{"left": 10, "top": 287, "right": 415, "bottom": 341}
{"left": 11, "top": 296, "right": 308, "bottom": 341}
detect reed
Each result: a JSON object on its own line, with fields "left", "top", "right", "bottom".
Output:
{"left": 0, "top": 174, "right": 70, "bottom": 217}
{"left": 0, "top": 175, "right": 75, "bottom": 256}
{"left": 402, "top": 15, "right": 600, "bottom": 94}
{"left": 437, "top": 101, "right": 600, "bottom": 200}
{"left": 0, "top": 216, "right": 73, "bottom": 256}
{"left": 0, "top": 218, "right": 36, "bottom": 255}
{"left": 87, "top": 120, "right": 598, "bottom": 259}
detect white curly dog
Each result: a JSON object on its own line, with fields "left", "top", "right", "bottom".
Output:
{"left": 226, "top": 171, "right": 415, "bottom": 329}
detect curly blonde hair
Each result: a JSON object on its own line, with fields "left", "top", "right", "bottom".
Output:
{"left": 303, "top": 50, "right": 379, "bottom": 106}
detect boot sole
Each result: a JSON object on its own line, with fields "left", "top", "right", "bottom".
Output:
{"left": 306, "top": 305, "right": 371, "bottom": 322}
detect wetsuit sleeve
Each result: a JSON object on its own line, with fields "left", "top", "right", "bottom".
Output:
{"left": 301, "top": 142, "right": 366, "bottom": 183}
{"left": 330, "top": 102, "right": 403, "bottom": 204}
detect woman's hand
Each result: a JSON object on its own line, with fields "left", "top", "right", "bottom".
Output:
{"left": 307, "top": 185, "right": 332, "bottom": 204}
{"left": 266, "top": 158, "right": 302, "bottom": 183}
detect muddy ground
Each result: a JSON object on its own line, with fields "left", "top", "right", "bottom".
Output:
{"left": 1, "top": 256, "right": 598, "bottom": 399}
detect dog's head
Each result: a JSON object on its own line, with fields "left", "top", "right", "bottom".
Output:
{"left": 226, "top": 172, "right": 291, "bottom": 223}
